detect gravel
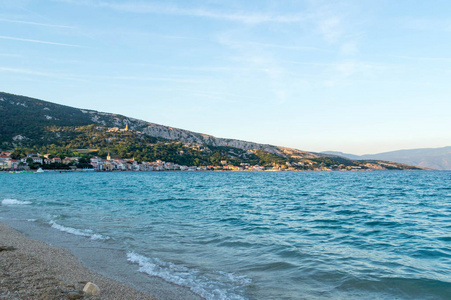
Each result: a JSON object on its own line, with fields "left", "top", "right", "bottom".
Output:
{"left": 0, "top": 223, "right": 157, "bottom": 300}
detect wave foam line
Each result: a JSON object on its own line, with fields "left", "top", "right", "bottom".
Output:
{"left": 127, "top": 252, "right": 250, "bottom": 300}
{"left": 2, "top": 198, "right": 32, "bottom": 205}
{"left": 49, "top": 221, "right": 108, "bottom": 240}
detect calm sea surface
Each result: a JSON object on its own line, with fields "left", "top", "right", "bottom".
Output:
{"left": 1, "top": 171, "right": 450, "bottom": 299}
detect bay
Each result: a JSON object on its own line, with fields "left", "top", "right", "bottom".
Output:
{"left": 1, "top": 171, "right": 450, "bottom": 299}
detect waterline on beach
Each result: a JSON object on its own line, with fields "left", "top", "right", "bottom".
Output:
{"left": 49, "top": 220, "right": 109, "bottom": 241}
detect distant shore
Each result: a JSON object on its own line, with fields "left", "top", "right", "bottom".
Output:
{"left": 0, "top": 168, "right": 429, "bottom": 174}
{"left": 0, "top": 222, "right": 158, "bottom": 299}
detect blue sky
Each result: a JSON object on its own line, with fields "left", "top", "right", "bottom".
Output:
{"left": 1, "top": 0, "right": 450, "bottom": 154}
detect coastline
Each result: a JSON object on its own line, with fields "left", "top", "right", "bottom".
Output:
{"left": 0, "top": 221, "right": 203, "bottom": 300}
{"left": 0, "top": 222, "right": 157, "bottom": 299}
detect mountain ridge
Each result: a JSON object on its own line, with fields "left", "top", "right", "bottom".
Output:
{"left": 1, "top": 91, "right": 287, "bottom": 156}
{"left": 0, "top": 91, "right": 427, "bottom": 170}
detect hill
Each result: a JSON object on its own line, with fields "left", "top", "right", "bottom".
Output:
{"left": 0, "top": 92, "right": 426, "bottom": 170}
{"left": 322, "top": 147, "right": 451, "bottom": 170}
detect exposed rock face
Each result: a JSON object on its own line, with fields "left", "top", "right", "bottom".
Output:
{"left": 82, "top": 110, "right": 286, "bottom": 155}
{"left": 81, "top": 111, "right": 320, "bottom": 158}
{"left": 141, "top": 123, "right": 284, "bottom": 155}
{"left": 279, "top": 147, "right": 318, "bottom": 159}
{"left": 0, "top": 91, "right": 294, "bottom": 156}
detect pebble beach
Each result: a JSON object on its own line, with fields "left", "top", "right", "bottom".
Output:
{"left": 0, "top": 222, "right": 156, "bottom": 300}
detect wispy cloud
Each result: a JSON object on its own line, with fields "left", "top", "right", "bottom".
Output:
{"left": 0, "top": 35, "right": 84, "bottom": 48}
{"left": 0, "top": 66, "right": 87, "bottom": 82}
{"left": 0, "top": 53, "right": 21, "bottom": 58}
{"left": 318, "top": 16, "right": 343, "bottom": 42}
{"left": 0, "top": 67, "right": 195, "bottom": 83}
{"left": 0, "top": 18, "right": 74, "bottom": 28}
{"left": 0, "top": 67, "right": 53, "bottom": 77}
{"left": 92, "top": 75, "right": 201, "bottom": 84}
{"left": 224, "top": 40, "right": 326, "bottom": 52}
{"left": 55, "top": 0, "right": 306, "bottom": 24}
{"left": 216, "top": 32, "right": 327, "bottom": 55}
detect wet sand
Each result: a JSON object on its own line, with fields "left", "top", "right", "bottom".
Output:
{"left": 0, "top": 222, "right": 157, "bottom": 299}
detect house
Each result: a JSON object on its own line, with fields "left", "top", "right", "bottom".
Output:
{"left": 1, "top": 158, "right": 20, "bottom": 170}
{"left": 0, "top": 158, "right": 7, "bottom": 170}
{"left": 27, "top": 157, "right": 43, "bottom": 164}
{"left": 62, "top": 157, "right": 75, "bottom": 165}
{"left": 90, "top": 157, "right": 103, "bottom": 168}
{"left": 23, "top": 154, "right": 43, "bottom": 164}
{"left": 103, "top": 161, "right": 114, "bottom": 171}
{"left": 7, "top": 159, "right": 19, "bottom": 170}
{"left": 52, "top": 157, "right": 62, "bottom": 164}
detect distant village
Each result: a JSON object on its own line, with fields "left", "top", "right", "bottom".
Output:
{"left": 0, "top": 151, "right": 269, "bottom": 172}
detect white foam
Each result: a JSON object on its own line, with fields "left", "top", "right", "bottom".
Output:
{"left": 27, "top": 219, "right": 37, "bottom": 222}
{"left": 2, "top": 198, "right": 32, "bottom": 206}
{"left": 127, "top": 252, "right": 250, "bottom": 300}
{"left": 49, "top": 221, "right": 107, "bottom": 240}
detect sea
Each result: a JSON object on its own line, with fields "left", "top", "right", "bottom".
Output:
{"left": 0, "top": 171, "right": 450, "bottom": 300}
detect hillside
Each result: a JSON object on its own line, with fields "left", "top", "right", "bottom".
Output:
{"left": 0, "top": 92, "right": 284, "bottom": 155}
{"left": 0, "top": 92, "right": 426, "bottom": 170}
{"left": 323, "top": 147, "right": 451, "bottom": 170}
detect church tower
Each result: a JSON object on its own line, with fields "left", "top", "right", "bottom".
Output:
{"left": 107, "top": 153, "right": 111, "bottom": 160}
{"left": 125, "top": 124, "right": 129, "bottom": 131}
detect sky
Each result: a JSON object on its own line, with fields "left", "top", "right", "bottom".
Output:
{"left": 1, "top": 0, "right": 450, "bottom": 155}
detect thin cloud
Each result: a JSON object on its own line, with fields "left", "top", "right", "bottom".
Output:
{"left": 230, "top": 41, "right": 326, "bottom": 52}
{"left": 0, "top": 66, "right": 87, "bottom": 82}
{"left": 318, "top": 16, "right": 343, "bottom": 43}
{"left": 0, "top": 53, "right": 21, "bottom": 58}
{"left": 217, "top": 34, "right": 327, "bottom": 53}
{"left": 56, "top": 0, "right": 306, "bottom": 24}
{"left": 0, "top": 67, "right": 53, "bottom": 77}
{"left": 92, "top": 75, "right": 202, "bottom": 84}
{"left": 0, "top": 18, "right": 74, "bottom": 28}
{"left": 0, "top": 35, "right": 84, "bottom": 48}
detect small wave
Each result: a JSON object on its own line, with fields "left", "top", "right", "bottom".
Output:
{"left": 1, "top": 198, "right": 32, "bottom": 205}
{"left": 49, "top": 221, "right": 107, "bottom": 240}
{"left": 438, "top": 236, "right": 451, "bottom": 242}
{"left": 364, "top": 220, "right": 399, "bottom": 227}
{"left": 27, "top": 219, "right": 37, "bottom": 222}
{"left": 412, "top": 248, "right": 451, "bottom": 259}
{"left": 127, "top": 252, "right": 250, "bottom": 300}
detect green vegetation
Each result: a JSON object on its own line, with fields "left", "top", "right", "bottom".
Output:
{"left": 0, "top": 91, "right": 423, "bottom": 171}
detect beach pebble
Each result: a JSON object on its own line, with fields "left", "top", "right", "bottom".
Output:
{"left": 83, "top": 282, "right": 100, "bottom": 295}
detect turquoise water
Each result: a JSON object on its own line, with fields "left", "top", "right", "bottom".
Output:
{"left": 1, "top": 171, "right": 450, "bottom": 299}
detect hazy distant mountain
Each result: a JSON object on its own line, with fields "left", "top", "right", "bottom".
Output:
{"left": 322, "top": 147, "right": 451, "bottom": 170}
{"left": 320, "top": 151, "right": 362, "bottom": 160}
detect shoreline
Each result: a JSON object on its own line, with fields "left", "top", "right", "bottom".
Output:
{"left": 0, "top": 222, "right": 157, "bottom": 299}
{"left": 0, "top": 221, "right": 203, "bottom": 300}
{"left": 0, "top": 169, "right": 436, "bottom": 174}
